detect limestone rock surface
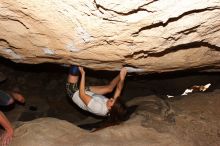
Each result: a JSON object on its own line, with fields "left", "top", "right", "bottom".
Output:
{"left": 10, "top": 92, "right": 220, "bottom": 146}
{"left": 10, "top": 96, "right": 179, "bottom": 146}
{"left": 0, "top": 0, "right": 220, "bottom": 72}
{"left": 11, "top": 112, "right": 184, "bottom": 146}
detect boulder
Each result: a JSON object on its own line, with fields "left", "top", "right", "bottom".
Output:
{"left": 11, "top": 92, "right": 220, "bottom": 146}
{"left": 0, "top": 0, "right": 220, "bottom": 72}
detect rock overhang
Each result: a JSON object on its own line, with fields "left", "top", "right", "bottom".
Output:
{"left": 0, "top": 0, "right": 220, "bottom": 73}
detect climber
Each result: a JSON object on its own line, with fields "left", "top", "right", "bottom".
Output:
{"left": 66, "top": 65, "right": 128, "bottom": 120}
{"left": 0, "top": 73, "right": 25, "bottom": 146}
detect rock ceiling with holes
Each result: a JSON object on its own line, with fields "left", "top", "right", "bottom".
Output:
{"left": 0, "top": 0, "right": 220, "bottom": 72}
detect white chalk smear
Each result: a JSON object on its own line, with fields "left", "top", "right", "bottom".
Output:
{"left": 43, "top": 48, "right": 54, "bottom": 55}
{"left": 3, "top": 48, "right": 22, "bottom": 59}
{"left": 125, "top": 67, "right": 145, "bottom": 73}
{"left": 66, "top": 42, "right": 81, "bottom": 52}
{"left": 76, "top": 27, "right": 91, "bottom": 43}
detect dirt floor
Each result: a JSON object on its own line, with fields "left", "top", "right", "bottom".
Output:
{"left": 0, "top": 59, "right": 220, "bottom": 146}
{"left": 171, "top": 90, "right": 220, "bottom": 146}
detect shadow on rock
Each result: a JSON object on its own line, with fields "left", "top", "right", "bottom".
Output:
{"left": 127, "top": 95, "right": 176, "bottom": 133}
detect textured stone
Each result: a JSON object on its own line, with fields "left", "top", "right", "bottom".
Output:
{"left": 11, "top": 91, "right": 220, "bottom": 146}
{"left": 11, "top": 117, "right": 184, "bottom": 146}
{"left": 0, "top": 0, "right": 220, "bottom": 72}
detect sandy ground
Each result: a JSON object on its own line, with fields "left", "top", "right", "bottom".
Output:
{"left": 171, "top": 90, "right": 220, "bottom": 146}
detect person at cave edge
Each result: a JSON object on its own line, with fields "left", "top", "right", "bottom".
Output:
{"left": 0, "top": 73, "right": 25, "bottom": 146}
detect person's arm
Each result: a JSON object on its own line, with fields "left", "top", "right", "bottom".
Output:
{"left": 112, "top": 79, "right": 125, "bottom": 102}
{"left": 112, "top": 68, "right": 127, "bottom": 103}
{"left": 78, "top": 67, "right": 92, "bottom": 106}
{"left": 0, "top": 111, "right": 13, "bottom": 146}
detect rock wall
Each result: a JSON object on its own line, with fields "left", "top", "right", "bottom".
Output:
{"left": 0, "top": 0, "right": 220, "bottom": 72}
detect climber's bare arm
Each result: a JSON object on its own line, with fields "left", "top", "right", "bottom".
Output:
{"left": 79, "top": 67, "right": 91, "bottom": 105}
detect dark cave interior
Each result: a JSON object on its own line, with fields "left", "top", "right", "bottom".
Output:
{"left": 0, "top": 57, "right": 220, "bottom": 130}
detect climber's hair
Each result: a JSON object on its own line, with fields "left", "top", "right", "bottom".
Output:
{"left": 107, "top": 98, "right": 128, "bottom": 124}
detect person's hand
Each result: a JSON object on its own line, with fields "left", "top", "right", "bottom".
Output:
{"left": 120, "top": 67, "right": 127, "bottom": 81}
{"left": 78, "top": 67, "right": 85, "bottom": 75}
{"left": 1, "top": 128, "right": 13, "bottom": 146}
{"left": 11, "top": 92, "right": 25, "bottom": 104}
{"left": 106, "top": 98, "right": 115, "bottom": 110}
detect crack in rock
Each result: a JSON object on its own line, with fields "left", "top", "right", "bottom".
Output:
{"left": 125, "top": 41, "right": 220, "bottom": 59}
{"left": 132, "top": 7, "right": 220, "bottom": 36}
{"left": 94, "top": 0, "right": 158, "bottom": 15}
{"left": 0, "top": 15, "right": 29, "bottom": 30}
